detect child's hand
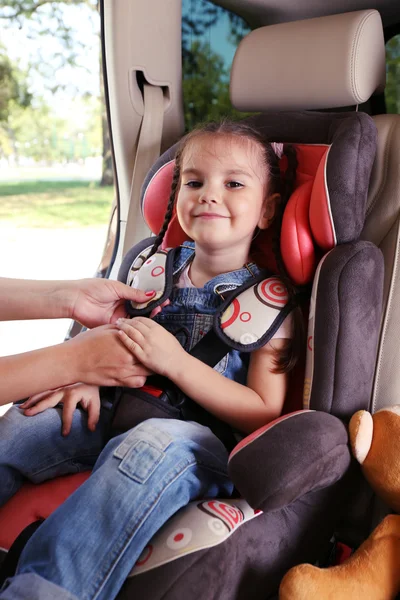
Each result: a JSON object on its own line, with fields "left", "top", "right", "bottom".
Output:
{"left": 20, "top": 383, "right": 100, "bottom": 436}
{"left": 116, "top": 317, "right": 185, "bottom": 378}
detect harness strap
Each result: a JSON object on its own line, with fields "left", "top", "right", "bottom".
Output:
{"left": 190, "top": 328, "right": 231, "bottom": 365}
{"left": 146, "top": 328, "right": 237, "bottom": 450}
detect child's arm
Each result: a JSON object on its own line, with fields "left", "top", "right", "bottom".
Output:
{"left": 169, "top": 341, "right": 287, "bottom": 434}
{"left": 0, "top": 325, "right": 150, "bottom": 406}
{"left": 20, "top": 384, "right": 100, "bottom": 436}
{"left": 117, "top": 317, "right": 287, "bottom": 434}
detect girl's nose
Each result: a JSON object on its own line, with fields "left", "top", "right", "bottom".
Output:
{"left": 199, "top": 185, "right": 221, "bottom": 203}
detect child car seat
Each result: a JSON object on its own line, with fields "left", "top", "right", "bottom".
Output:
{"left": 0, "top": 9, "right": 388, "bottom": 600}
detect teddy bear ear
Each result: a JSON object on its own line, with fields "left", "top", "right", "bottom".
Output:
{"left": 349, "top": 410, "right": 374, "bottom": 464}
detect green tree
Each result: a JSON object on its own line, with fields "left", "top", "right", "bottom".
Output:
{"left": 183, "top": 40, "right": 249, "bottom": 130}
{"left": 0, "top": 0, "right": 111, "bottom": 181}
{"left": 386, "top": 35, "right": 400, "bottom": 114}
{"left": 0, "top": 49, "right": 31, "bottom": 122}
{"left": 182, "top": 0, "right": 251, "bottom": 130}
{"left": 182, "top": 0, "right": 250, "bottom": 65}
{"left": 6, "top": 94, "right": 102, "bottom": 165}
{"left": 0, "top": 1, "right": 96, "bottom": 85}
{"left": 0, "top": 45, "right": 31, "bottom": 160}
{"left": 7, "top": 100, "right": 67, "bottom": 164}
{"left": 0, "top": 0, "right": 251, "bottom": 175}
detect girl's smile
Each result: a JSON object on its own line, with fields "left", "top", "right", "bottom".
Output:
{"left": 194, "top": 212, "right": 229, "bottom": 219}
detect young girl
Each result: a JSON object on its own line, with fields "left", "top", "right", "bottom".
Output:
{"left": 0, "top": 120, "right": 301, "bottom": 600}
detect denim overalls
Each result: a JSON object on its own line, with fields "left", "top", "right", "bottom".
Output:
{"left": 0, "top": 243, "right": 263, "bottom": 600}
{"left": 154, "top": 241, "right": 263, "bottom": 384}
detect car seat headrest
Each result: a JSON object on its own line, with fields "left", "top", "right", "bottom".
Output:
{"left": 141, "top": 111, "right": 377, "bottom": 286}
{"left": 230, "top": 9, "right": 385, "bottom": 112}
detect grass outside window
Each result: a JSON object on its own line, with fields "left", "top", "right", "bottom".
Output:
{"left": 0, "top": 180, "right": 114, "bottom": 228}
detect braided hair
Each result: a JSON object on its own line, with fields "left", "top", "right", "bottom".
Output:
{"left": 146, "top": 146, "right": 183, "bottom": 260}
{"left": 147, "top": 119, "right": 304, "bottom": 373}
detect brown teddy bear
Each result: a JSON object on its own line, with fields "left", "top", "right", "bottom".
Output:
{"left": 279, "top": 406, "right": 400, "bottom": 600}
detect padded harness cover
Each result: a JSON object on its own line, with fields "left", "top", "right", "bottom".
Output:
{"left": 124, "top": 243, "right": 293, "bottom": 351}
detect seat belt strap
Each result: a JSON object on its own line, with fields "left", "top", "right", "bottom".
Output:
{"left": 123, "top": 83, "right": 164, "bottom": 255}
{"left": 148, "top": 328, "right": 231, "bottom": 391}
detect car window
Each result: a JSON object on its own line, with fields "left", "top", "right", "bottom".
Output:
{"left": 385, "top": 33, "right": 400, "bottom": 113}
{"left": 181, "top": 0, "right": 251, "bottom": 129}
{"left": 0, "top": 3, "right": 114, "bottom": 357}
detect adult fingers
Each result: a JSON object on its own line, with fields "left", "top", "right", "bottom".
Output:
{"left": 86, "top": 398, "right": 100, "bottom": 432}
{"left": 113, "top": 282, "right": 156, "bottom": 304}
{"left": 23, "top": 390, "right": 64, "bottom": 416}
{"left": 149, "top": 306, "right": 162, "bottom": 318}
{"left": 149, "top": 298, "right": 170, "bottom": 319}
{"left": 111, "top": 303, "right": 130, "bottom": 322}
{"left": 21, "top": 389, "right": 59, "bottom": 408}
{"left": 123, "top": 375, "right": 147, "bottom": 388}
{"left": 62, "top": 399, "right": 78, "bottom": 436}
{"left": 105, "top": 363, "right": 152, "bottom": 386}
{"left": 132, "top": 362, "right": 152, "bottom": 376}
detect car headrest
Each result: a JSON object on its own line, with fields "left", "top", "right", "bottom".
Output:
{"left": 230, "top": 9, "right": 385, "bottom": 112}
{"left": 140, "top": 111, "right": 377, "bottom": 285}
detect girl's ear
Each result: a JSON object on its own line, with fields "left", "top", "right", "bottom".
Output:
{"left": 258, "top": 193, "right": 280, "bottom": 230}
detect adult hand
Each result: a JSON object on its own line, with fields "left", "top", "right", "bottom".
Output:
{"left": 21, "top": 383, "right": 101, "bottom": 436}
{"left": 67, "top": 278, "right": 156, "bottom": 328}
{"left": 149, "top": 298, "right": 170, "bottom": 319}
{"left": 67, "top": 324, "right": 152, "bottom": 387}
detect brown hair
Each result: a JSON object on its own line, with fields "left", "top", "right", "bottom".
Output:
{"left": 147, "top": 119, "right": 304, "bottom": 373}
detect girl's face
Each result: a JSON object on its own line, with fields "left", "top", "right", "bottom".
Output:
{"left": 176, "top": 134, "right": 275, "bottom": 252}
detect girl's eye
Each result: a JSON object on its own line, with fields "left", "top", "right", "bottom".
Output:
{"left": 226, "top": 181, "right": 243, "bottom": 189}
{"left": 185, "top": 181, "right": 202, "bottom": 188}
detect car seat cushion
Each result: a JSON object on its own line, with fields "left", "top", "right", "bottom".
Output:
{"left": 227, "top": 410, "right": 351, "bottom": 512}
{"left": 304, "top": 240, "right": 384, "bottom": 419}
{"left": 119, "top": 494, "right": 344, "bottom": 600}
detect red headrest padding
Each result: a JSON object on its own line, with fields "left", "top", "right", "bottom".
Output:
{"left": 310, "top": 148, "right": 336, "bottom": 250}
{"left": 280, "top": 144, "right": 333, "bottom": 284}
{"left": 281, "top": 180, "right": 316, "bottom": 285}
{"left": 142, "top": 144, "right": 336, "bottom": 285}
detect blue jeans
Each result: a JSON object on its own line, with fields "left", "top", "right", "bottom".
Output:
{"left": 0, "top": 410, "right": 232, "bottom": 600}
{"left": 0, "top": 405, "right": 109, "bottom": 505}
